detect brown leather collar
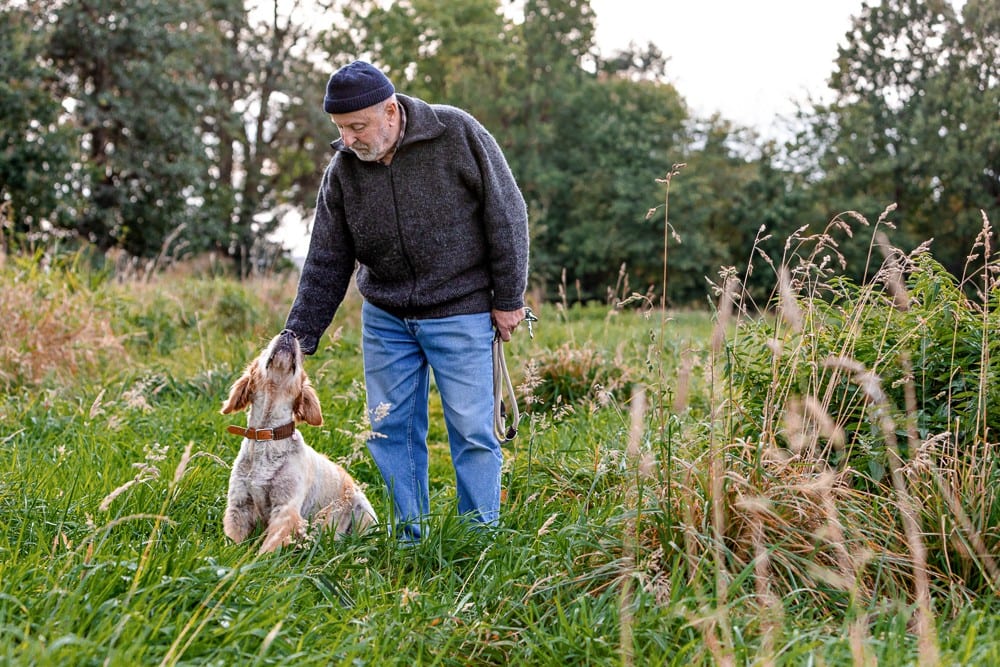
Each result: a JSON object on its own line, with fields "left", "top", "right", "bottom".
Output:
{"left": 227, "top": 421, "right": 296, "bottom": 441}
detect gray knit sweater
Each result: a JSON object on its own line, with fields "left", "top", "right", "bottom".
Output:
{"left": 285, "top": 94, "right": 529, "bottom": 354}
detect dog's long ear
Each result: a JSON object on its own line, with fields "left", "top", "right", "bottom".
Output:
{"left": 221, "top": 362, "right": 256, "bottom": 414}
{"left": 294, "top": 377, "right": 323, "bottom": 426}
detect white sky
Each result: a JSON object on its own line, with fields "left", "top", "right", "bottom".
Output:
{"left": 589, "top": 0, "right": 965, "bottom": 138}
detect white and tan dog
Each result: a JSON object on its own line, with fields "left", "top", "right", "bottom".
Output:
{"left": 221, "top": 329, "right": 376, "bottom": 553}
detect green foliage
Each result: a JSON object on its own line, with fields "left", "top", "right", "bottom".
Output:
{"left": 525, "top": 341, "right": 628, "bottom": 411}
{"left": 0, "top": 5, "right": 73, "bottom": 235}
{"left": 1, "top": 0, "right": 327, "bottom": 271}
{"left": 729, "top": 232, "right": 1000, "bottom": 472}
{"left": 535, "top": 75, "right": 688, "bottom": 302}
{"left": 45, "top": 0, "right": 218, "bottom": 256}
{"left": 212, "top": 282, "right": 264, "bottom": 336}
{"left": 722, "top": 215, "right": 1000, "bottom": 604}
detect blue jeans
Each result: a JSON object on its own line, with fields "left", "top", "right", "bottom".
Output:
{"left": 361, "top": 301, "right": 501, "bottom": 540}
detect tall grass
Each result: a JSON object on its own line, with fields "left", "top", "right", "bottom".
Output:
{"left": 623, "top": 200, "right": 1000, "bottom": 665}
{"left": 2, "top": 199, "right": 1000, "bottom": 665}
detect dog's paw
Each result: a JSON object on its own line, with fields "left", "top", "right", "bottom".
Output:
{"left": 259, "top": 527, "right": 295, "bottom": 553}
{"left": 258, "top": 507, "right": 305, "bottom": 553}
{"left": 223, "top": 512, "right": 252, "bottom": 544}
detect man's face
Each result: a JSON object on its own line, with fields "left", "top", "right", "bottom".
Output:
{"left": 331, "top": 100, "right": 397, "bottom": 162}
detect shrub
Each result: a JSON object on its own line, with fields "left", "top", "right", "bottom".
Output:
{"left": 728, "top": 224, "right": 1000, "bottom": 479}
{"left": 522, "top": 340, "right": 631, "bottom": 412}
{"left": 616, "top": 209, "right": 999, "bottom": 667}
{"left": 708, "top": 211, "right": 1000, "bottom": 602}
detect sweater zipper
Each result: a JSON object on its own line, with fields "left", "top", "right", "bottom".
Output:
{"left": 386, "top": 165, "right": 418, "bottom": 311}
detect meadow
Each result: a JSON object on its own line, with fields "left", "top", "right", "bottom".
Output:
{"left": 2, "top": 207, "right": 1000, "bottom": 665}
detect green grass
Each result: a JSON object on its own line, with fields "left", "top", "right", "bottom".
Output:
{"left": 2, "top": 250, "right": 1000, "bottom": 666}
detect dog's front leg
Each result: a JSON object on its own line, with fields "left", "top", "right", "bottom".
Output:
{"left": 223, "top": 466, "right": 257, "bottom": 543}
{"left": 224, "top": 500, "right": 257, "bottom": 544}
{"left": 256, "top": 457, "right": 310, "bottom": 553}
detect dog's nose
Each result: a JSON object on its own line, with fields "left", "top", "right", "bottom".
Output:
{"left": 280, "top": 329, "right": 297, "bottom": 339}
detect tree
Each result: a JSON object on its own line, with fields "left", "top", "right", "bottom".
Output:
{"left": 10, "top": 0, "right": 334, "bottom": 271}
{"left": 502, "top": 0, "right": 598, "bottom": 224}
{"left": 197, "top": 0, "right": 333, "bottom": 274}
{"left": 319, "top": 0, "right": 512, "bottom": 127}
{"left": 536, "top": 67, "right": 688, "bottom": 302}
{"left": 0, "top": 4, "right": 73, "bottom": 238}
{"left": 941, "top": 0, "right": 1000, "bottom": 258}
{"left": 800, "top": 0, "right": 999, "bottom": 279}
{"left": 44, "top": 0, "right": 217, "bottom": 257}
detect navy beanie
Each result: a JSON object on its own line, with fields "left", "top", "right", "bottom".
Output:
{"left": 323, "top": 61, "right": 395, "bottom": 114}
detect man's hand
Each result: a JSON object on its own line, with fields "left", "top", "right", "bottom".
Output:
{"left": 491, "top": 308, "right": 526, "bottom": 342}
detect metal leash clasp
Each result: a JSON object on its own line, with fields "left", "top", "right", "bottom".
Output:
{"left": 523, "top": 306, "right": 538, "bottom": 339}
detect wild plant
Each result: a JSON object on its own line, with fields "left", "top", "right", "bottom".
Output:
{"left": 0, "top": 250, "right": 125, "bottom": 390}
{"left": 622, "top": 171, "right": 999, "bottom": 664}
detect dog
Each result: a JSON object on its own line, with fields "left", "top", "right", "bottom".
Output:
{"left": 221, "top": 329, "right": 377, "bottom": 553}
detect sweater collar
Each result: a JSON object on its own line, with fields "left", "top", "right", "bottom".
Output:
{"left": 329, "top": 94, "right": 446, "bottom": 155}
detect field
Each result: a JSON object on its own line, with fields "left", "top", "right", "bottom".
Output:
{"left": 2, "top": 219, "right": 1000, "bottom": 665}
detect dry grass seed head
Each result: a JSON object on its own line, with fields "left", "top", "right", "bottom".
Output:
{"left": 710, "top": 276, "right": 738, "bottom": 355}
{"left": 777, "top": 267, "right": 802, "bottom": 333}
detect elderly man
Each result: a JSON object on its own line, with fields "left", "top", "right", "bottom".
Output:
{"left": 284, "top": 61, "right": 529, "bottom": 541}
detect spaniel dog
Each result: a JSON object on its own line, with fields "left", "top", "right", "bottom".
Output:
{"left": 221, "top": 329, "right": 376, "bottom": 553}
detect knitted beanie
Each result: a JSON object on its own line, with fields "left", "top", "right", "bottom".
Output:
{"left": 323, "top": 61, "right": 395, "bottom": 114}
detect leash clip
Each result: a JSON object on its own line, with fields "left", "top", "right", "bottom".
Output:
{"left": 523, "top": 306, "right": 538, "bottom": 339}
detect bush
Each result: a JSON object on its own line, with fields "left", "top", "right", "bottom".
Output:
{"left": 728, "top": 231, "right": 1000, "bottom": 478}
{"left": 522, "top": 340, "right": 632, "bottom": 412}
{"left": 714, "top": 212, "right": 1000, "bottom": 599}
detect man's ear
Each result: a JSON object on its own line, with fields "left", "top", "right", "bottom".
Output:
{"left": 384, "top": 99, "right": 399, "bottom": 123}
{"left": 221, "top": 361, "right": 257, "bottom": 414}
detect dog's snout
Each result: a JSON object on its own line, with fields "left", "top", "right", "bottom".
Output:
{"left": 264, "top": 329, "right": 301, "bottom": 373}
